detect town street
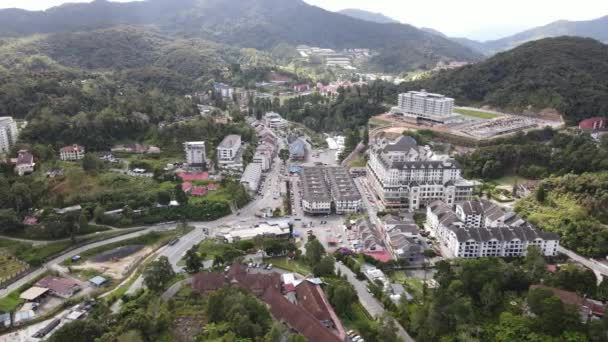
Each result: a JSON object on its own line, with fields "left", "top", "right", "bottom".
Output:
{"left": 336, "top": 262, "right": 415, "bottom": 342}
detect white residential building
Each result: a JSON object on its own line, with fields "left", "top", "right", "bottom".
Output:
{"left": 253, "top": 152, "right": 271, "bottom": 171}
{"left": 217, "top": 135, "right": 244, "bottom": 171}
{"left": 0, "top": 117, "right": 18, "bottom": 154}
{"left": 60, "top": 144, "right": 85, "bottom": 161}
{"left": 15, "top": 150, "right": 35, "bottom": 176}
{"left": 240, "top": 163, "right": 262, "bottom": 192}
{"left": 427, "top": 200, "right": 560, "bottom": 258}
{"left": 264, "top": 112, "right": 288, "bottom": 130}
{"left": 367, "top": 136, "right": 478, "bottom": 210}
{"left": 393, "top": 90, "right": 455, "bottom": 123}
{"left": 184, "top": 141, "right": 207, "bottom": 166}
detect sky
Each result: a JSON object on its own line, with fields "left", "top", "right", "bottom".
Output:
{"left": 1, "top": 0, "right": 607, "bottom": 40}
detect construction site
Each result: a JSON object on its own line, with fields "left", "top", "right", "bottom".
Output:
{"left": 371, "top": 107, "right": 563, "bottom": 144}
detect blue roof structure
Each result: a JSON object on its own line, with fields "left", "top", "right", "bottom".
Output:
{"left": 289, "top": 139, "right": 307, "bottom": 158}
{"left": 89, "top": 276, "right": 107, "bottom": 286}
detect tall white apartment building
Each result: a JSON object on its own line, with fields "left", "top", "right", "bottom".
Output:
{"left": 367, "top": 136, "right": 478, "bottom": 210}
{"left": 394, "top": 90, "right": 454, "bottom": 123}
{"left": 216, "top": 135, "right": 243, "bottom": 171}
{"left": 0, "top": 117, "right": 18, "bottom": 154}
{"left": 184, "top": 141, "right": 207, "bottom": 166}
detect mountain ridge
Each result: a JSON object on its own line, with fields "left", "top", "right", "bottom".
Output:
{"left": 0, "top": 0, "right": 482, "bottom": 72}
{"left": 337, "top": 8, "right": 399, "bottom": 24}
{"left": 400, "top": 37, "right": 608, "bottom": 124}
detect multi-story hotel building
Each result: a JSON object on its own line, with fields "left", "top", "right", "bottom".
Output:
{"left": 216, "top": 135, "right": 244, "bottom": 171}
{"left": 367, "top": 135, "right": 477, "bottom": 210}
{"left": 393, "top": 90, "right": 455, "bottom": 123}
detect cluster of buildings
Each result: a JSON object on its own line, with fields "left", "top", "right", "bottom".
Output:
{"left": 0, "top": 117, "right": 18, "bottom": 154}
{"left": 427, "top": 199, "right": 560, "bottom": 258}
{"left": 367, "top": 135, "right": 478, "bottom": 210}
{"left": 351, "top": 214, "right": 424, "bottom": 262}
{"left": 316, "top": 81, "right": 367, "bottom": 97}
{"left": 301, "top": 166, "right": 362, "bottom": 215}
{"left": 240, "top": 115, "right": 282, "bottom": 193}
{"left": 192, "top": 264, "right": 345, "bottom": 341}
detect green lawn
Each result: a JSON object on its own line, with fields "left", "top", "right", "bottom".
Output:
{"left": 0, "top": 255, "right": 28, "bottom": 282}
{"left": 349, "top": 155, "right": 367, "bottom": 168}
{"left": 454, "top": 108, "right": 501, "bottom": 119}
{"left": 264, "top": 257, "right": 312, "bottom": 276}
{"left": 369, "top": 117, "right": 392, "bottom": 127}
{"left": 494, "top": 174, "right": 530, "bottom": 187}
{"left": 0, "top": 290, "right": 22, "bottom": 312}
{"left": 390, "top": 272, "right": 424, "bottom": 299}
{"left": 4, "top": 224, "right": 111, "bottom": 241}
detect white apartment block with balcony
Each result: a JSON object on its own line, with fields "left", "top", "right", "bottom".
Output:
{"left": 240, "top": 163, "right": 262, "bottom": 192}
{"left": 367, "top": 136, "right": 477, "bottom": 210}
{"left": 427, "top": 200, "right": 560, "bottom": 259}
{"left": 0, "top": 117, "right": 18, "bottom": 154}
{"left": 184, "top": 141, "right": 207, "bottom": 166}
{"left": 217, "top": 135, "right": 244, "bottom": 171}
{"left": 60, "top": 144, "right": 85, "bottom": 161}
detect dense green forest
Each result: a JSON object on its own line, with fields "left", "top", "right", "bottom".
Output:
{"left": 460, "top": 128, "right": 608, "bottom": 180}
{"left": 278, "top": 85, "right": 387, "bottom": 132}
{"left": 403, "top": 257, "right": 608, "bottom": 342}
{"left": 0, "top": 0, "right": 480, "bottom": 72}
{"left": 516, "top": 172, "right": 608, "bottom": 257}
{"left": 400, "top": 37, "right": 608, "bottom": 124}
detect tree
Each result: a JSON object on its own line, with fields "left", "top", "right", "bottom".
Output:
{"left": 156, "top": 191, "right": 171, "bottom": 205}
{"left": 82, "top": 153, "right": 100, "bottom": 173}
{"left": 524, "top": 246, "right": 547, "bottom": 282}
{"left": 184, "top": 245, "right": 202, "bottom": 273}
{"left": 49, "top": 320, "right": 107, "bottom": 342}
{"left": 93, "top": 205, "right": 105, "bottom": 223}
{"left": 536, "top": 184, "right": 546, "bottom": 203}
{"left": 328, "top": 282, "right": 357, "bottom": 316}
{"left": 377, "top": 315, "right": 400, "bottom": 342}
{"left": 174, "top": 183, "right": 188, "bottom": 205}
{"left": 305, "top": 236, "right": 325, "bottom": 266}
{"left": 10, "top": 182, "right": 32, "bottom": 213}
{"left": 313, "top": 255, "right": 335, "bottom": 277}
{"left": 279, "top": 149, "right": 290, "bottom": 164}
{"left": 78, "top": 211, "right": 89, "bottom": 231}
{"left": 143, "top": 256, "right": 175, "bottom": 292}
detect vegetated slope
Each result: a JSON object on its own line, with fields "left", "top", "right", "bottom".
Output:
{"left": 337, "top": 8, "right": 399, "bottom": 24}
{"left": 484, "top": 15, "right": 608, "bottom": 54}
{"left": 400, "top": 37, "right": 608, "bottom": 124}
{"left": 0, "top": 0, "right": 481, "bottom": 72}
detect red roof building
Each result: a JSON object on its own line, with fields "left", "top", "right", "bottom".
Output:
{"left": 35, "top": 276, "right": 81, "bottom": 299}
{"left": 191, "top": 186, "right": 208, "bottom": 197}
{"left": 579, "top": 117, "right": 607, "bottom": 131}
{"left": 192, "top": 264, "right": 342, "bottom": 342}
{"left": 177, "top": 171, "right": 209, "bottom": 181}
{"left": 181, "top": 182, "right": 193, "bottom": 193}
{"left": 365, "top": 251, "right": 393, "bottom": 263}
{"left": 531, "top": 285, "right": 605, "bottom": 318}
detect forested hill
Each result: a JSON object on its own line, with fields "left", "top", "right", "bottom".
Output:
{"left": 0, "top": 0, "right": 481, "bottom": 72}
{"left": 400, "top": 37, "right": 608, "bottom": 124}
{"left": 337, "top": 9, "right": 399, "bottom": 24}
